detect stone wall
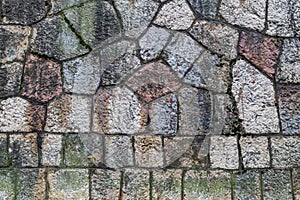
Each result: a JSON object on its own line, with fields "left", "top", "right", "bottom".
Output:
{"left": 0, "top": 0, "right": 300, "bottom": 199}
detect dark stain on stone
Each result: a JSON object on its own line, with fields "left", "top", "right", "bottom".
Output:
{"left": 94, "top": 88, "right": 111, "bottom": 133}
{"left": 25, "top": 104, "right": 45, "bottom": 131}
{"left": 0, "top": 66, "right": 8, "bottom": 96}
{"left": 137, "top": 83, "right": 164, "bottom": 102}
{"left": 197, "top": 88, "right": 212, "bottom": 134}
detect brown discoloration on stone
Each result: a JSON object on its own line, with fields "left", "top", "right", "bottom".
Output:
{"left": 93, "top": 88, "right": 111, "bottom": 134}
{"left": 25, "top": 104, "right": 45, "bottom": 132}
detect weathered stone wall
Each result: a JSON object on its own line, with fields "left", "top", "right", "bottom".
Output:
{"left": 0, "top": 0, "right": 300, "bottom": 199}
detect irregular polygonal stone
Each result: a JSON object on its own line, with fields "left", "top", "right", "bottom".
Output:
{"left": 210, "top": 136, "right": 239, "bottom": 169}
{"left": 16, "top": 169, "right": 46, "bottom": 200}
{"left": 293, "top": 169, "right": 300, "bottom": 199}
{"left": 50, "top": 0, "right": 90, "bottom": 14}
{"left": 126, "top": 61, "right": 181, "bottom": 102}
{"left": 187, "top": 0, "right": 219, "bottom": 18}
{"left": 91, "top": 169, "right": 121, "bottom": 200}
{"left": 0, "top": 62, "right": 23, "bottom": 97}
{"left": 32, "top": 16, "right": 89, "bottom": 60}
{"left": 220, "top": 0, "right": 266, "bottom": 31}
{"left": 41, "top": 134, "right": 62, "bottom": 166}
{"left": 232, "top": 60, "right": 279, "bottom": 133}
{"left": 240, "top": 136, "right": 270, "bottom": 168}
{"left": 64, "top": 1, "right": 121, "bottom": 47}
{"left": 0, "top": 97, "right": 45, "bottom": 132}
{"left": 114, "top": 0, "right": 159, "bottom": 38}
{"left": 262, "top": 169, "right": 293, "bottom": 199}
{"left": 93, "top": 86, "right": 146, "bottom": 134}
{"left": 185, "top": 51, "right": 230, "bottom": 93}
{"left": 48, "top": 169, "right": 89, "bottom": 200}
{"left": 122, "top": 169, "right": 150, "bottom": 200}
{"left": 63, "top": 51, "right": 101, "bottom": 94}
{"left": 184, "top": 170, "right": 231, "bottom": 199}
{"left": 135, "top": 136, "right": 163, "bottom": 168}
{"left": 139, "top": 26, "right": 170, "bottom": 61}
{"left": 0, "top": 134, "right": 8, "bottom": 166}
{"left": 2, "top": 0, "right": 47, "bottom": 25}
{"left": 105, "top": 135, "right": 134, "bottom": 169}
{"left": 45, "top": 95, "right": 92, "bottom": 133}
{"left": 0, "top": 170, "right": 15, "bottom": 200}
{"left": 277, "top": 39, "right": 300, "bottom": 83}
{"left": 190, "top": 20, "right": 239, "bottom": 59}
{"left": 232, "top": 171, "right": 261, "bottom": 200}
{"left": 163, "top": 32, "right": 204, "bottom": 77}
{"left": 278, "top": 85, "right": 300, "bottom": 134}
{"left": 154, "top": 0, "right": 194, "bottom": 30}
{"left": 0, "top": 26, "right": 31, "bottom": 63}
{"left": 9, "top": 133, "right": 38, "bottom": 167}
{"left": 153, "top": 170, "right": 182, "bottom": 200}
{"left": 271, "top": 137, "right": 300, "bottom": 168}
{"left": 178, "top": 87, "right": 211, "bottom": 135}
{"left": 22, "top": 54, "right": 62, "bottom": 102}
{"left": 267, "top": 0, "right": 300, "bottom": 37}
{"left": 239, "top": 32, "right": 280, "bottom": 78}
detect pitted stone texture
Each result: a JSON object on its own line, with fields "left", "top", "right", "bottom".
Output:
{"left": 232, "top": 171, "right": 261, "bottom": 200}
{"left": 0, "top": 26, "right": 31, "bottom": 63}
{"left": 210, "top": 136, "right": 239, "bottom": 169}
{"left": 0, "top": 134, "right": 8, "bottom": 166}
{"left": 0, "top": 170, "right": 14, "bottom": 200}
{"left": 278, "top": 85, "right": 300, "bottom": 135}
{"left": 153, "top": 170, "right": 182, "bottom": 200}
{"left": 16, "top": 169, "right": 46, "bottom": 200}
{"left": 135, "top": 136, "right": 163, "bottom": 168}
{"left": 185, "top": 51, "right": 230, "bottom": 93}
{"left": 139, "top": 26, "right": 171, "bottom": 61}
{"left": 178, "top": 87, "right": 211, "bottom": 135}
{"left": 64, "top": 1, "right": 121, "bottom": 47}
{"left": 126, "top": 61, "right": 181, "bottom": 102}
{"left": 262, "top": 169, "right": 293, "bottom": 199}
{"left": 267, "top": 0, "right": 300, "bottom": 37}
{"left": 0, "top": 97, "right": 45, "bottom": 132}
{"left": 271, "top": 137, "right": 300, "bottom": 168}
{"left": 41, "top": 134, "right": 62, "bottom": 167}
{"left": 239, "top": 32, "right": 280, "bottom": 78}
{"left": 277, "top": 39, "right": 300, "bottom": 83}
{"left": 93, "top": 86, "right": 146, "bottom": 134}
{"left": 293, "top": 169, "right": 300, "bottom": 199}
{"left": 50, "top": 0, "right": 90, "bottom": 14}
{"left": 163, "top": 32, "right": 204, "bottom": 78}
{"left": 48, "top": 169, "right": 89, "bottom": 200}
{"left": 0, "top": 62, "right": 23, "bottom": 97}
{"left": 2, "top": 0, "right": 47, "bottom": 25}
{"left": 91, "top": 169, "right": 121, "bottom": 200}
{"left": 78, "top": 133, "right": 103, "bottom": 166}
{"left": 190, "top": 20, "right": 239, "bottom": 59}
{"left": 115, "top": 0, "right": 159, "bottom": 38}
{"left": 187, "top": 0, "right": 219, "bottom": 18}
{"left": 22, "top": 54, "right": 62, "bottom": 102}
{"left": 212, "top": 94, "right": 231, "bottom": 134}
{"left": 45, "top": 95, "right": 92, "bottom": 133}
{"left": 63, "top": 51, "right": 101, "bottom": 94}
{"left": 240, "top": 136, "right": 270, "bottom": 168}
{"left": 148, "top": 94, "right": 178, "bottom": 135}
{"left": 9, "top": 133, "right": 38, "bottom": 167}
{"left": 232, "top": 60, "right": 279, "bottom": 133}
{"left": 220, "top": 0, "right": 266, "bottom": 31}
{"left": 122, "top": 169, "right": 150, "bottom": 200}
{"left": 184, "top": 170, "right": 231, "bottom": 199}
{"left": 105, "top": 135, "right": 134, "bottom": 169}
{"left": 32, "top": 16, "right": 89, "bottom": 60}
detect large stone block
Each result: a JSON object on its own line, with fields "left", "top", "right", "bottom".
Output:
{"left": 41, "top": 134, "right": 62, "bottom": 167}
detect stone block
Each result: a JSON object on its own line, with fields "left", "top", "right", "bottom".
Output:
{"left": 41, "top": 134, "right": 62, "bottom": 166}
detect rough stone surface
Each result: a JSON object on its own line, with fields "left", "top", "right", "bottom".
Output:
{"left": 48, "top": 169, "right": 89, "bottom": 200}
{"left": 126, "top": 61, "right": 181, "bottom": 102}
{"left": 278, "top": 85, "right": 300, "bottom": 135}
{"left": 262, "top": 169, "right": 293, "bottom": 199}
{"left": 91, "top": 169, "right": 121, "bottom": 200}
{"left": 9, "top": 133, "right": 38, "bottom": 167}
{"left": 0, "top": 134, "right": 8, "bottom": 166}
{"left": 211, "top": 94, "right": 231, "bottom": 135}
{"left": 240, "top": 136, "right": 270, "bottom": 168}
{"left": 45, "top": 95, "right": 92, "bottom": 133}
{"left": 187, "top": 0, "right": 219, "bottom": 18}
{"left": 239, "top": 32, "right": 280, "bottom": 78}
{"left": 0, "top": 170, "right": 15, "bottom": 200}
{"left": 50, "top": 0, "right": 90, "bottom": 14}
{"left": 210, "top": 136, "right": 239, "bottom": 169}
{"left": 232, "top": 60, "right": 279, "bottom": 133}
{"left": 0, "top": 63, "right": 23, "bottom": 98}
{"left": 220, "top": 0, "right": 266, "bottom": 31}
{"left": 267, "top": 0, "right": 300, "bottom": 37}
{"left": 41, "top": 134, "right": 62, "bottom": 166}
{"left": 153, "top": 170, "right": 182, "bottom": 200}
{"left": 271, "top": 137, "right": 300, "bottom": 168}
{"left": 190, "top": 20, "right": 239, "bottom": 59}
{"left": 93, "top": 86, "right": 146, "bottom": 134}
{"left": 293, "top": 168, "right": 300, "bottom": 200}
{"left": 154, "top": 0, "right": 195, "bottom": 30}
